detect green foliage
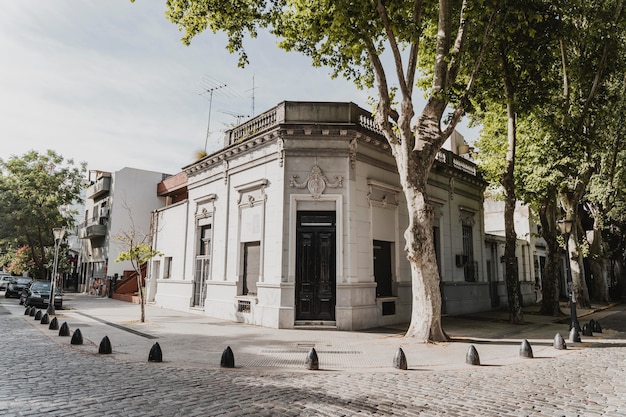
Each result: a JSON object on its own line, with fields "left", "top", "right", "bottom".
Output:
{"left": 116, "top": 243, "right": 162, "bottom": 266}
{"left": 0, "top": 150, "right": 85, "bottom": 279}
{"left": 7, "top": 246, "right": 36, "bottom": 276}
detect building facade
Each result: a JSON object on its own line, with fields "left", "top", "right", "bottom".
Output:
{"left": 483, "top": 198, "right": 547, "bottom": 306}
{"left": 148, "top": 101, "right": 488, "bottom": 330}
{"left": 78, "top": 167, "right": 167, "bottom": 292}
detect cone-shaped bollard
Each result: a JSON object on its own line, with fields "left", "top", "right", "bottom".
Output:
{"left": 29, "top": 307, "right": 36, "bottom": 317}
{"left": 582, "top": 323, "right": 593, "bottom": 337}
{"left": 569, "top": 327, "right": 581, "bottom": 343}
{"left": 99, "top": 336, "right": 112, "bottom": 354}
{"left": 49, "top": 317, "right": 59, "bottom": 330}
{"left": 393, "top": 347, "right": 408, "bottom": 370}
{"left": 40, "top": 313, "right": 49, "bottom": 325}
{"left": 220, "top": 346, "right": 235, "bottom": 368}
{"left": 58, "top": 322, "right": 70, "bottom": 337}
{"left": 148, "top": 342, "right": 163, "bottom": 362}
{"left": 34, "top": 310, "right": 42, "bottom": 320}
{"left": 305, "top": 347, "right": 319, "bottom": 370}
{"left": 519, "top": 339, "right": 534, "bottom": 358}
{"left": 553, "top": 333, "right": 567, "bottom": 350}
{"left": 593, "top": 321, "right": 602, "bottom": 333}
{"left": 24, "top": 306, "right": 31, "bottom": 315}
{"left": 466, "top": 345, "right": 480, "bottom": 365}
{"left": 71, "top": 328, "right": 83, "bottom": 345}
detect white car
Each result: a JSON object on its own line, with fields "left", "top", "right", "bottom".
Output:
{"left": 0, "top": 275, "right": 13, "bottom": 291}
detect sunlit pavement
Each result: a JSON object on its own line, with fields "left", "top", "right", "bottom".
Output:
{"left": 1, "top": 293, "right": 625, "bottom": 416}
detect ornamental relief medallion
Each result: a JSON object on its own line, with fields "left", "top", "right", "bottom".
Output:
{"left": 290, "top": 164, "right": 343, "bottom": 199}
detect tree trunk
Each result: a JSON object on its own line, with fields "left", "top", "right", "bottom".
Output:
{"left": 590, "top": 256, "right": 609, "bottom": 304}
{"left": 538, "top": 194, "right": 564, "bottom": 316}
{"left": 403, "top": 185, "right": 447, "bottom": 342}
{"left": 588, "top": 225, "right": 609, "bottom": 304}
{"left": 501, "top": 54, "right": 524, "bottom": 324}
{"left": 137, "top": 271, "right": 145, "bottom": 323}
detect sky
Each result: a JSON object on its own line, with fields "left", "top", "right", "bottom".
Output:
{"left": 0, "top": 1, "right": 479, "bottom": 176}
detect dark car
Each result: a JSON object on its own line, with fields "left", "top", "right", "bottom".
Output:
{"left": 22, "top": 281, "right": 62, "bottom": 309}
{"left": 5, "top": 278, "right": 32, "bottom": 299}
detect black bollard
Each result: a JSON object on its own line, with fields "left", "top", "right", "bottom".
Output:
{"left": 569, "top": 327, "right": 581, "bottom": 343}
{"left": 305, "top": 347, "right": 319, "bottom": 370}
{"left": 519, "top": 339, "right": 534, "bottom": 358}
{"left": 582, "top": 323, "right": 593, "bottom": 337}
{"left": 593, "top": 321, "right": 602, "bottom": 333}
{"left": 589, "top": 319, "right": 596, "bottom": 331}
{"left": 466, "top": 345, "right": 480, "bottom": 365}
{"left": 34, "top": 310, "right": 42, "bottom": 320}
{"left": 99, "top": 336, "right": 112, "bottom": 354}
{"left": 553, "top": 333, "right": 567, "bottom": 350}
{"left": 220, "top": 346, "right": 235, "bottom": 368}
{"left": 393, "top": 347, "right": 408, "bottom": 370}
{"left": 58, "top": 322, "right": 70, "bottom": 337}
{"left": 71, "top": 329, "right": 83, "bottom": 345}
{"left": 49, "top": 317, "right": 59, "bottom": 330}
{"left": 40, "top": 313, "right": 49, "bottom": 325}
{"left": 148, "top": 342, "right": 163, "bottom": 363}
{"left": 29, "top": 307, "right": 36, "bottom": 317}
{"left": 24, "top": 307, "right": 31, "bottom": 315}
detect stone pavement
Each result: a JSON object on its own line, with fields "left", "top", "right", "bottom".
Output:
{"left": 10, "top": 293, "right": 626, "bottom": 372}
{"left": 2, "top": 294, "right": 626, "bottom": 416}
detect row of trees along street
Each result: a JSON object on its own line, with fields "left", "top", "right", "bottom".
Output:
{"left": 2, "top": 1, "right": 626, "bottom": 341}
{"left": 163, "top": 0, "right": 626, "bottom": 340}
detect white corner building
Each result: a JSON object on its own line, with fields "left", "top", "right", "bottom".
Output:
{"left": 148, "top": 101, "right": 489, "bottom": 330}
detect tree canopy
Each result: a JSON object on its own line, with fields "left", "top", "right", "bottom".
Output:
{"left": 0, "top": 150, "right": 85, "bottom": 279}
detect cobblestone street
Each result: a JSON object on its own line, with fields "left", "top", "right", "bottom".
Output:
{"left": 1, "top": 301, "right": 625, "bottom": 416}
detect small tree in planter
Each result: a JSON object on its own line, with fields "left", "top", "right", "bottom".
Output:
{"left": 116, "top": 234, "right": 161, "bottom": 323}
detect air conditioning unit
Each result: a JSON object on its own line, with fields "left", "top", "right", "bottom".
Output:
{"left": 99, "top": 207, "right": 109, "bottom": 218}
{"left": 455, "top": 254, "right": 468, "bottom": 267}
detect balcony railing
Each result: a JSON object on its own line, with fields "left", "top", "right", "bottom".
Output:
{"left": 87, "top": 176, "right": 111, "bottom": 199}
{"left": 78, "top": 218, "right": 108, "bottom": 239}
{"left": 436, "top": 150, "right": 477, "bottom": 176}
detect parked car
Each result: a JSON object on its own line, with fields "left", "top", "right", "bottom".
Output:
{"left": 6, "top": 278, "right": 32, "bottom": 298}
{"left": 21, "top": 281, "right": 62, "bottom": 309}
{"left": 0, "top": 274, "right": 13, "bottom": 291}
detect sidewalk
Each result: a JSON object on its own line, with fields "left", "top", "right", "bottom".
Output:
{"left": 27, "top": 293, "right": 625, "bottom": 373}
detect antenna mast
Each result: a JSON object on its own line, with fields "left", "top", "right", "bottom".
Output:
{"left": 202, "top": 84, "right": 226, "bottom": 152}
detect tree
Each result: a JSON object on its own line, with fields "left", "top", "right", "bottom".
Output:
{"left": 0, "top": 150, "right": 85, "bottom": 279}
{"left": 115, "top": 208, "right": 161, "bottom": 323}
{"left": 548, "top": 0, "right": 626, "bottom": 308}
{"left": 471, "top": 0, "right": 558, "bottom": 323}
{"left": 162, "top": 0, "right": 499, "bottom": 342}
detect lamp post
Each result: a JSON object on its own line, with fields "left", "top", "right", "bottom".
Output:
{"left": 557, "top": 219, "right": 580, "bottom": 332}
{"left": 48, "top": 227, "right": 66, "bottom": 315}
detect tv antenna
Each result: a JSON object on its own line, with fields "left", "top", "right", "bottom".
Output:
{"left": 245, "top": 74, "right": 258, "bottom": 117}
{"left": 218, "top": 109, "right": 249, "bottom": 125}
{"left": 198, "top": 76, "right": 242, "bottom": 152}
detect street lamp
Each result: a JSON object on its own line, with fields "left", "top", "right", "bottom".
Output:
{"left": 557, "top": 219, "right": 580, "bottom": 333}
{"left": 48, "top": 227, "right": 66, "bottom": 315}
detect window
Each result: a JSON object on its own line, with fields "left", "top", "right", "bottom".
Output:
{"left": 373, "top": 240, "right": 393, "bottom": 297}
{"left": 193, "top": 222, "right": 212, "bottom": 307}
{"left": 462, "top": 225, "right": 476, "bottom": 282}
{"left": 242, "top": 241, "right": 260, "bottom": 295}
{"left": 163, "top": 257, "right": 172, "bottom": 279}
{"left": 199, "top": 225, "right": 212, "bottom": 255}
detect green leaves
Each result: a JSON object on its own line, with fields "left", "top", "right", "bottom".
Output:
{"left": 115, "top": 243, "right": 161, "bottom": 265}
{"left": 0, "top": 150, "right": 85, "bottom": 278}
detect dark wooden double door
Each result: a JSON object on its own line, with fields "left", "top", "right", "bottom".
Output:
{"left": 296, "top": 211, "right": 336, "bottom": 321}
